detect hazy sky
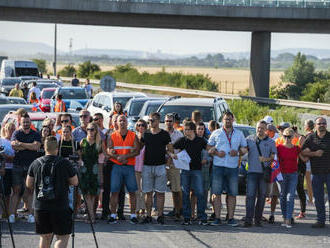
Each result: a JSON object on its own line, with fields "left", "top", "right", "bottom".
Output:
{"left": 1, "top": 21, "right": 330, "bottom": 54}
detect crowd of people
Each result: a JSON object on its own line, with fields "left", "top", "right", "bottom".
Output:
{"left": 0, "top": 106, "right": 329, "bottom": 247}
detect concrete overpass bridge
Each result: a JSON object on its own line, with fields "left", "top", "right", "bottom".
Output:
{"left": 1, "top": 0, "right": 330, "bottom": 97}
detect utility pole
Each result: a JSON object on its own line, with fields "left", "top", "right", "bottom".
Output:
{"left": 53, "top": 24, "right": 57, "bottom": 76}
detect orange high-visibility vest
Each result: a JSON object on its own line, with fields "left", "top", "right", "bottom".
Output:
{"left": 275, "top": 136, "right": 300, "bottom": 147}
{"left": 55, "top": 100, "right": 66, "bottom": 112}
{"left": 110, "top": 130, "right": 136, "bottom": 166}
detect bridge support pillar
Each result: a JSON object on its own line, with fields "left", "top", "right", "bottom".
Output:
{"left": 249, "top": 31, "right": 271, "bottom": 98}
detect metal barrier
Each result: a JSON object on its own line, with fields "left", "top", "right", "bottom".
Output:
{"left": 105, "top": 0, "right": 330, "bottom": 8}
{"left": 62, "top": 77, "right": 330, "bottom": 111}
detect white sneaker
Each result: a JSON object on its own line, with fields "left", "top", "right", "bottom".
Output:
{"left": 9, "top": 214, "right": 15, "bottom": 223}
{"left": 27, "top": 214, "right": 35, "bottom": 223}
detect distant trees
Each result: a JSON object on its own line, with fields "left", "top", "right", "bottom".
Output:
{"left": 58, "top": 64, "right": 76, "bottom": 77}
{"left": 77, "top": 61, "right": 100, "bottom": 78}
{"left": 32, "top": 59, "right": 47, "bottom": 74}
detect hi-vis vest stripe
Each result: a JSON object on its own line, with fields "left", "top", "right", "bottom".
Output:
{"left": 110, "top": 130, "right": 136, "bottom": 166}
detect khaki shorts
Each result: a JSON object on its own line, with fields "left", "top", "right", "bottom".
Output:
{"left": 267, "top": 181, "right": 280, "bottom": 197}
{"left": 167, "top": 166, "right": 181, "bottom": 192}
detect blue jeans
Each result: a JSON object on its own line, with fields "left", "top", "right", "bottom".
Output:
{"left": 181, "top": 170, "right": 206, "bottom": 220}
{"left": 212, "top": 166, "right": 239, "bottom": 196}
{"left": 245, "top": 173, "right": 267, "bottom": 223}
{"left": 312, "top": 173, "right": 330, "bottom": 223}
{"left": 280, "top": 173, "right": 298, "bottom": 220}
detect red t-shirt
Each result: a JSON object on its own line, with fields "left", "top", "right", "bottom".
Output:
{"left": 277, "top": 145, "right": 300, "bottom": 174}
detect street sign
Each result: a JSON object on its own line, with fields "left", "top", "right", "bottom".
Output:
{"left": 100, "top": 75, "right": 116, "bottom": 92}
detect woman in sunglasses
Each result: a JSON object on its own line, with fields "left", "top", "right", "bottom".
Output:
{"left": 277, "top": 128, "right": 301, "bottom": 228}
{"left": 135, "top": 119, "right": 148, "bottom": 217}
{"left": 79, "top": 122, "right": 103, "bottom": 223}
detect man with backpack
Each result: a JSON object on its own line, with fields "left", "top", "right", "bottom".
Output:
{"left": 26, "top": 136, "right": 78, "bottom": 248}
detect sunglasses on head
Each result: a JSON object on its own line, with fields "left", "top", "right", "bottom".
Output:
{"left": 283, "top": 135, "right": 292, "bottom": 139}
{"left": 87, "top": 128, "right": 95, "bottom": 132}
{"left": 61, "top": 119, "right": 69, "bottom": 123}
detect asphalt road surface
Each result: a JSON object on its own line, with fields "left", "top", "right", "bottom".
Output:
{"left": 2, "top": 193, "right": 330, "bottom": 248}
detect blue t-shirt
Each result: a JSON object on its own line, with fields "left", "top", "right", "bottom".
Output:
{"left": 11, "top": 129, "right": 41, "bottom": 170}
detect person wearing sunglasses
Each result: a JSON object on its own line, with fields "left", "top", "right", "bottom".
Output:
{"left": 79, "top": 122, "right": 103, "bottom": 224}
{"left": 134, "top": 119, "right": 148, "bottom": 218}
{"left": 277, "top": 128, "right": 300, "bottom": 228}
{"left": 57, "top": 114, "right": 74, "bottom": 136}
{"left": 72, "top": 110, "right": 91, "bottom": 143}
{"left": 164, "top": 113, "right": 184, "bottom": 220}
{"left": 107, "top": 115, "right": 140, "bottom": 224}
{"left": 302, "top": 117, "right": 330, "bottom": 228}
{"left": 141, "top": 112, "right": 173, "bottom": 225}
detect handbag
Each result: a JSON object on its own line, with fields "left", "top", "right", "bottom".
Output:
{"left": 256, "top": 137, "right": 272, "bottom": 183}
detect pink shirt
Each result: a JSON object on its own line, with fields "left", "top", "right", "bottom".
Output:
{"left": 135, "top": 146, "right": 145, "bottom": 172}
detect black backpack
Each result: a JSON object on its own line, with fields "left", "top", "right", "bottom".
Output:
{"left": 36, "top": 157, "right": 60, "bottom": 201}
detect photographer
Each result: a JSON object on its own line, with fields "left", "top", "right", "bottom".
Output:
{"left": 26, "top": 136, "right": 78, "bottom": 248}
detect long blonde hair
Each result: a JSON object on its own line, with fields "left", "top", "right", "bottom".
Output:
{"left": 1, "top": 122, "right": 16, "bottom": 139}
{"left": 87, "top": 122, "right": 102, "bottom": 152}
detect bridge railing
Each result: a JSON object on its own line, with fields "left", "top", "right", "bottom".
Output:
{"left": 107, "top": 0, "right": 330, "bottom": 8}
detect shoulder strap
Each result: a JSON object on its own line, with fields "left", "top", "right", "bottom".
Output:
{"left": 255, "top": 137, "right": 265, "bottom": 169}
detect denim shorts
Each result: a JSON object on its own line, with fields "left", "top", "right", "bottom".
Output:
{"left": 212, "top": 166, "right": 239, "bottom": 196}
{"left": 142, "top": 165, "right": 167, "bottom": 193}
{"left": 111, "top": 164, "right": 138, "bottom": 193}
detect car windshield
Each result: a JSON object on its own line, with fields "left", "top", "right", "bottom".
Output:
{"left": 9, "top": 98, "right": 26, "bottom": 104}
{"left": 235, "top": 126, "right": 256, "bottom": 138}
{"left": 1, "top": 79, "right": 20, "bottom": 86}
{"left": 129, "top": 100, "right": 148, "bottom": 116}
{"left": 158, "top": 105, "right": 214, "bottom": 122}
{"left": 59, "top": 89, "right": 88, "bottom": 99}
{"left": 0, "top": 98, "right": 10, "bottom": 104}
{"left": 15, "top": 67, "right": 39, "bottom": 77}
{"left": 145, "top": 103, "right": 163, "bottom": 116}
{"left": 42, "top": 90, "right": 55, "bottom": 99}
{"left": 113, "top": 97, "right": 133, "bottom": 109}
{"left": 37, "top": 84, "right": 57, "bottom": 91}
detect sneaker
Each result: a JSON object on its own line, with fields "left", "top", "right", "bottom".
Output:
{"left": 182, "top": 218, "right": 191, "bottom": 225}
{"left": 9, "top": 214, "right": 15, "bottom": 224}
{"left": 107, "top": 217, "right": 118, "bottom": 224}
{"left": 227, "top": 218, "right": 239, "bottom": 227}
{"left": 157, "top": 215, "right": 165, "bottom": 225}
{"left": 140, "top": 216, "right": 152, "bottom": 224}
{"left": 17, "top": 207, "right": 28, "bottom": 213}
{"left": 295, "top": 212, "right": 305, "bottom": 219}
{"left": 130, "top": 217, "right": 138, "bottom": 224}
{"left": 285, "top": 224, "right": 292, "bottom": 229}
{"left": 243, "top": 222, "right": 252, "bottom": 228}
{"left": 311, "top": 222, "right": 325, "bottom": 228}
{"left": 165, "top": 210, "right": 175, "bottom": 217}
{"left": 27, "top": 214, "right": 35, "bottom": 223}
{"left": 199, "top": 219, "right": 208, "bottom": 226}
{"left": 210, "top": 218, "right": 222, "bottom": 226}
{"left": 268, "top": 215, "right": 275, "bottom": 224}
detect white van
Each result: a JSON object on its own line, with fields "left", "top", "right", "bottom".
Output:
{"left": 0, "top": 60, "right": 39, "bottom": 78}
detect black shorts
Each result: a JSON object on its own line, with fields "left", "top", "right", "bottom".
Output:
{"left": 35, "top": 209, "right": 73, "bottom": 235}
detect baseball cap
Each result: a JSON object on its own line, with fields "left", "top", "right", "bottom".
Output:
{"left": 267, "top": 124, "right": 278, "bottom": 133}
{"left": 277, "top": 122, "right": 290, "bottom": 129}
{"left": 263, "top": 115, "right": 273, "bottom": 124}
